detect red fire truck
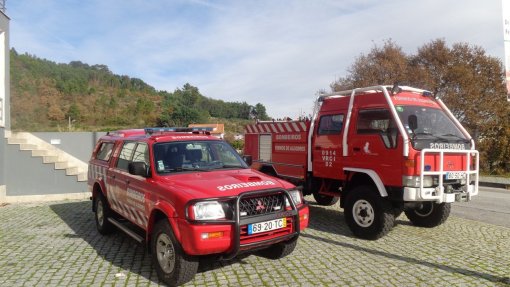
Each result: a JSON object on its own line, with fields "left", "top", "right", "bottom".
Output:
{"left": 244, "top": 85, "right": 479, "bottom": 239}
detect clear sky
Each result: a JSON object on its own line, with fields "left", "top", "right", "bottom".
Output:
{"left": 6, "top": 0, "right": 506, "bottom": 119}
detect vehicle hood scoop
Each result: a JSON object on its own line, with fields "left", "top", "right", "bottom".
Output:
{"left": 230, "top": 174, "right": 262, "bottom": 182}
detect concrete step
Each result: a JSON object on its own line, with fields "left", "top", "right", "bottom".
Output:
{"left": 77, "top": 173, "right": 87, "bottom": 182}
{"left": 66, "top": 166, "right": 84, "bottom": 176}
{"left": 54, "top": 161, "right": 72, "bottom": 169}
{"left": 7, "top": 137, "right": 27, "bottom": 144}
{"left": 19, "top": 143, "right": 38, "bottom": 151}
{"left": 42, "top": 155, "right": 60, "bottom": 164}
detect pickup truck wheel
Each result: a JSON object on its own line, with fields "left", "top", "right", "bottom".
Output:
{"left": 344, "top": 186, "right": 395, "bottom": 240}
{"left": 259, "top": 236, "right": 297, "bottom": 259}
{"left": 152, "top": 220, "right": 198, "bottom": 286}
{"left": 313, "top": 192, "right": 340, "bottom": 206}
{"left": 94, "top": 194, "right": 114, "bottom": 235}
{"left": 405, "top": 202, "right": 451, "bottom": 227}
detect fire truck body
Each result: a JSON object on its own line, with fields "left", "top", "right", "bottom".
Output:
{"left": 244, "top": 85, "right": 479, "bottom": 239}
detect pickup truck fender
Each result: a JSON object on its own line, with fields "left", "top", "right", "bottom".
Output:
{"left": 147, "top": 200, "right": 181, "bottom": 243}
{"left": 343, "top": 167, "right": 388, "bottom": 197}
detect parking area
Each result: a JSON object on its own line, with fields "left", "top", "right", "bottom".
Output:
{"left": 0, "top": 197, "right": 509, "bottom": 287}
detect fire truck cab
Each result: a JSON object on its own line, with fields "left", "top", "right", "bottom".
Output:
{"left": 244, "top": 85, "right": 479, "bottom": 239}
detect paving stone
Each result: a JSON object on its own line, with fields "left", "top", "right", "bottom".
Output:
{"left": 1, "top": 197, "right": 509, "bottom": 286}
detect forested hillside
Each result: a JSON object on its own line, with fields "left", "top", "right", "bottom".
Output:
{"left": 9, "top": 49, "right": 269, "bottom": 132}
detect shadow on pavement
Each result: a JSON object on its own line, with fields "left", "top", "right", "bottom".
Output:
{"left": 49, "top": 200, "right": 283, "bottom": 283}
{"left": 300, "top": 232, "right": 510, "bottom": 285}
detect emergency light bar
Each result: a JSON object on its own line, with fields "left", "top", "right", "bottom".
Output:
{"left": 144, "top": 127, "right": 213, "bottom": 135}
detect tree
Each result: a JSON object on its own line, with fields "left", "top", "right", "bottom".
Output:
{"left": 331, "top": 39, "right": 509, "bottom": 174}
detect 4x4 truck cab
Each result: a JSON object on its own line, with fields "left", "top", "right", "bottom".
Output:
{"left": 88, "top": 127, "right": 309, "bottom": 286}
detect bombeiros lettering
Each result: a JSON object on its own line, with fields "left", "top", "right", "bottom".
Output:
{"left": 429, "top": 143, "right": 466, "bottom": 150}
{"left": 217, "top": 180, "right": 276, "bottom": 191}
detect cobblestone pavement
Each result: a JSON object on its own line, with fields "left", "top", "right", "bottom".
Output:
{"left": 1, "top": 197, "right": 509, "bottom": 287}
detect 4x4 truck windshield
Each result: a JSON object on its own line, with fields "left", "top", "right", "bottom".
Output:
{"left": 153, "top": 141, "right": 247, "bottom": 174}
{"left": 395, "top": 105, "right": 471, "bottom": 150}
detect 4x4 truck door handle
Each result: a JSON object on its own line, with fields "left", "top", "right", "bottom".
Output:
{"left": 353, "top": 147, "right": 361, "bottom": 152}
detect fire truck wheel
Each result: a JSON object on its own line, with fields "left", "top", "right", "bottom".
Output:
{"left": 344, "top": 186, "right": 395, "bottom": 240}
{"left": 151, "top": 220, "right": 198, "bottom": 286}
{"left": 259, "top": 236, "right": 298, "bottom": 259}
{"left": 94, "top": 193, "right": 114, "bottom": 235}
{"left": 404, "top": 202, "right": 451, "bottom": 227}
{"left": 313, "top": 192, "right": 340, "bottom": 206}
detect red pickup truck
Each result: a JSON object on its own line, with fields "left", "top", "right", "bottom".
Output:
{"left": 88, "top": 127, "right": 309, "bottom": 286}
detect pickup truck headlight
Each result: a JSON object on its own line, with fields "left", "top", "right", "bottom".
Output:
{"left": 403, "top": 175, "right": 433, "bottom": 188}
{"left": 192, "top": 201, "right": 226, "bottom": 220}
{"left": 285, "top": 189, "right": 303, "bottom": 207}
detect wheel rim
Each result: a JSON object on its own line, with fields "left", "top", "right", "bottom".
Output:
{"left": 156, "top": 233, "right": 176, "bottom": 274}
{"left": 415, "top": 202, "right": 434, "bottom": 217}
{"left": 96, "top": 199, "right": 104, "bottom": 227}
{"left": 352, "top": 199, "right": 374, "bottom": 227}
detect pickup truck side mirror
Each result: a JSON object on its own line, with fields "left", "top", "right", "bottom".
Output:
{"left": 128, "top": 162, "right": 150, "bottom": 178}
{"left": 243, "top": 155, "right": 253, "bottom": 166}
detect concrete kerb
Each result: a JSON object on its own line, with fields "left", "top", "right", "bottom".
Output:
{"left": 479, "top": 176, "right": 510, "bottom": 189}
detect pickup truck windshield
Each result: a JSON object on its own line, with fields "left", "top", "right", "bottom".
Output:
{"left": 153, "top": 140, "right": 247, "bottom": 174}
{"left": 395, "top": 105, "right": 471, "bottom": 150}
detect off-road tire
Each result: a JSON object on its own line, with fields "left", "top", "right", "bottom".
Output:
{"left": 405, "top": 202, "right": 451, "bottom": 227}
{"left": 151, "top": 220, "right": 198, "bottom": 286}
{"left": 344, "top": 185, "right": 395, "bottom": 240}
{"left": 313, "top": 191, "right": 340, "bottom": 206}
{"left": 94, "top": 193, "right": 114, "bottom": 235}
{"left": 259, "top": 236, "right": 298, "bottom": 259}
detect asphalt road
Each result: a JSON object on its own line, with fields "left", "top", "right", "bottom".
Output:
{"left": 452, "top": 186, "right": 510, "bottom": 228}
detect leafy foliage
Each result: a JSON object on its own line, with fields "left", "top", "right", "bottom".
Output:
{"left": 331, "top": 39, "right": 509, "bottom": 174}
{"left": 10, "top": 50, "right": 269, "bottom": 132}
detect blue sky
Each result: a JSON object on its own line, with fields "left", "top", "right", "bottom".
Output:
{"left": 6, "top": 0, "right": 506, "bottom": 119}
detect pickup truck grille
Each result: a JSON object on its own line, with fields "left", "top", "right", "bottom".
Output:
{"left": 239, "top": 194, "right": 284, "bottom": 216}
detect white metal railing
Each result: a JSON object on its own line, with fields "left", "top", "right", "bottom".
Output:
{"left": 419, "top": 149, "right": 479, "bottom": 201}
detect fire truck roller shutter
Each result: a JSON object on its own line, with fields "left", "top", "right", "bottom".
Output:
{"left": 344, "top": 167, "right": 388, "bottom": 197}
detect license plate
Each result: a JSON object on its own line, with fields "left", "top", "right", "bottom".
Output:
{"left": 248, "top": 218, "right": 286, "bottom": 235}
{"left": 446, "top": 172, "right": 466, "bottom": 180}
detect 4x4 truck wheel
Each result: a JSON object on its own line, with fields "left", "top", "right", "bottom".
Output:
{"left": 259, "top": 236, "right": 298, "bottom": 259}
{"left": 344, "top": 185, "right": 395, "bottom": 240}
{"left": 151, "top": 220, "right": 198, "bottom": 286}
{"left": 313, "top": 192, "right": 340, "bottom": 206}
{"left": 405, "top": 202, "right": 451, "bottom": 227}
{"left": 94, "top": 193, "right": 114, "bottom": 235}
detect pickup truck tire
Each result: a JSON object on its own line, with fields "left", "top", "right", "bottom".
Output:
{"left": 94, "top": 193, "right": 114, "bottom": 235}
{"left": 151, "top": 220, "right": 198, "bottom": 286}
{"left": 313, "top": 192, "right": 340, "bottom": 206}
{"left": 405, "top": 202, "right": 451, "bottom": 227}
{"left": 259, "top": 236, "right": 297, "bottom": 259}
{"left": 344, "top": 186, "right": 395, "bottom": 240}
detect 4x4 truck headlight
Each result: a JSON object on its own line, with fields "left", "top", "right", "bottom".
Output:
{"left": 402, "top": 175, "right": 433, "bottom": 188}
{"left": 192, "top": 201, "right": 226, "bottom": 220}
{"left": 285, "top": 189, "right": 303, "bottom": 207}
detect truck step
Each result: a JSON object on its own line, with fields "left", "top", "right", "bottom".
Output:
{"left": 107, "top": 218, "right": 144, "bottom": 243}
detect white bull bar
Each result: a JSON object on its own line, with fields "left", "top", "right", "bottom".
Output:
{"left": 404, "top": 149, "right": 479, "bottom": 203}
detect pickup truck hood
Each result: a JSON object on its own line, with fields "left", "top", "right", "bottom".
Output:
{"left": 157, "top": 169, "right": 293, "bottom": 199}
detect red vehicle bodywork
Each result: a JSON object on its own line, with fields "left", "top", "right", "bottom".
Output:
{"left": 88, "top": 128, "right": 308, "bottom": 257}
{"left": 244, "top": 85, "right": 478, "bottom": 239}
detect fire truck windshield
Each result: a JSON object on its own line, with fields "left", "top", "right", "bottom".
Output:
{"left": 395, "top": 105, "right": 471, "bottom": 150}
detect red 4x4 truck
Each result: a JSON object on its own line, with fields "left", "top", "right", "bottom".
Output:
{"left": 88, "top": 127, "right": 309, "bottom": 286}
{"left": 244, "top": 85, "right": 479, "bottom": 240}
